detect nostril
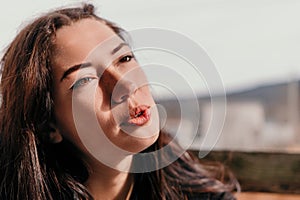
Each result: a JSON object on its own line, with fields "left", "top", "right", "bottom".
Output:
{"left": 120, "top": 94, "right": 130, "bottom": 102}
{"left": 112, "top": 93, "right": 130, "bottom": 105}
{"left": 112, "top": 80, "right": 137, "bottom": 104}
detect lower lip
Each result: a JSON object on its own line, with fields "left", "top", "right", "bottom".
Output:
{"left": 127, "top": 109, "right": 151, "bottom": 126}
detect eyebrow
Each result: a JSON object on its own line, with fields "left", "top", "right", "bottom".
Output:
{"left": 60, "top": 62, "right": 92, "bottom": 82}
{"left": 111, "top": 42, "right": 130, "bottom": 55}
{"left": 60, "top": 43, "right": 129, "bottom": 82}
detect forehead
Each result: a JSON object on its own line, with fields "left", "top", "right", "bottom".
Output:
{"left": 53, "top": 18, "right": 119, "bottom": 71}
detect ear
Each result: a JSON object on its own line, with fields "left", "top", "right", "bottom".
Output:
{"left": 48, "top": 123, "right": 63, "bottom": 144}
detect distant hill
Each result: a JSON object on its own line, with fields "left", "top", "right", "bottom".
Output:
{"left": 155, "top": 79, "right": 300, "bottom": 151}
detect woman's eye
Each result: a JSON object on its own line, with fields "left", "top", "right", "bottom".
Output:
{"left": 119, "top": 55, "right": 134, "bottom": 63}
{"left": 71, "top": 77, "right": 95, "bottom": 89}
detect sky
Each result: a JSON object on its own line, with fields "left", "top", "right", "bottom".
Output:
{"left": 1, "top": 0, "right": 300, "bottom": 95}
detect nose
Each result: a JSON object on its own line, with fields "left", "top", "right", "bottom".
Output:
{"left": 100, "top": 67, "right": 138, "bottom": 105}
{"left": 112, "top": 78, "right": 137, "bottom": 104}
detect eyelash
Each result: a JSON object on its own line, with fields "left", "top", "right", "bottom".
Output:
{"left": 118, "top": 54, "right": 134, "bottom": 63}
{"left": 70, "top": 77, "right": 96, "bottom": 90}
{"left": 70, "top": 54, "right": 135, "bottom": 90}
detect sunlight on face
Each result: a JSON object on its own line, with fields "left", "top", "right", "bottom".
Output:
{"left": 51, "top": 19, "right": 160, "bottom": 168}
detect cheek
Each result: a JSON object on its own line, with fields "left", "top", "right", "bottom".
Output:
{"left": 72, "top": 85, "right": 115, "bottom": 135}
{"left": 94, "top": 89, "right": 118, "bottom": 135}
{"left": 53, "top": 91, "right": 72, "bottom": 127}
{"left": 53, "top": 94, "right": 76, "bottom": 138}
{"left": 140, "top": 86, "right": 155, "bottom": 102}
{"left": 53, "top": 84, "right": 102, "bottom": 140}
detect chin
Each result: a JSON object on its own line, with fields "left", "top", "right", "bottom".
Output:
{"left": 123, "top": 132, "right": 159, "bottom": 153}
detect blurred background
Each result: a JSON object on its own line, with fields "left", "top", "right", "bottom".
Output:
{"left": 1, "top": 0, "right": 300, "bottom": 153}
{"left": 1, "top": 1, "right": 300, "bottom": 197}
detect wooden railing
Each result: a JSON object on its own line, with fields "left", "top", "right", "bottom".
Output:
{"left": 191, "top": 150, "right": 300, "bottom": 199}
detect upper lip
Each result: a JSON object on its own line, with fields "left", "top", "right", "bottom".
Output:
{"left": 118, "top": 105, "right": 151, "bottom": 126}
{"left": 129, "top": 105, "right": 150, "bottom": 119}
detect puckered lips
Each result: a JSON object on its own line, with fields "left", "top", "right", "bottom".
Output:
{"left": 127, "top": 105, "right": 151, "bottom": 126}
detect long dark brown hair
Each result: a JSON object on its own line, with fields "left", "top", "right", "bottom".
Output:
{"left": 0, "top": 4, "right": 238, "bottom": 200}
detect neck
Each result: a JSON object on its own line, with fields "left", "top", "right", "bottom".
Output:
{"left": 85, "top": 156, "right": 134, "bottom": 200}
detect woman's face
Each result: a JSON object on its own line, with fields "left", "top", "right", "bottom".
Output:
{"left": 51, "top": 18, "right": 159, "bottom": 158}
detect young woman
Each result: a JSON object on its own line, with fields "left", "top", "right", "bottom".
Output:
{"left": 0, "top": 3, "right": 238, "bottom": 200}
